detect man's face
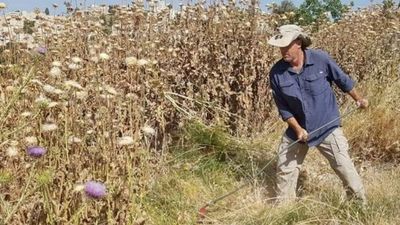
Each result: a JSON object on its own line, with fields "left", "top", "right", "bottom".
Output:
{"left": 280, "top": 39, "right": 302, "bottom": 63}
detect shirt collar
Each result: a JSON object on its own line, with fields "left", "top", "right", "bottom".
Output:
{"left": 285, "top": 49, "right": 313, "bottom": 74}
{"left": 304, "top": 49, "right": 314, "bottom": 66}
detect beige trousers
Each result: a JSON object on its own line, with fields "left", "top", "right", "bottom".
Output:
{"left": 276, "top": 128, "right": 366, "bottom": 203}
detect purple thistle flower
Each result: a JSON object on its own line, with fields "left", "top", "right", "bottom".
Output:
{"left": 36, "top": 46, "right": 47, "bottom": 55}
{"left": 84, "top": 181, "right": 106, "bottom": 199}
{"left": 27, "top": 146, "right": 47, "bottom": 158}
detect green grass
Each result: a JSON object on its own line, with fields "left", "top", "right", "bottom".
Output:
{"left": 135, "top": 120, "right": 400, "bottom": 225}
{"left": 142, "top": 159, "right": 238, "bottom": 224}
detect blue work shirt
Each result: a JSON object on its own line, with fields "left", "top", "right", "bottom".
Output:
{"left": 269, "top": 49, "right": 354, "bottom": 147}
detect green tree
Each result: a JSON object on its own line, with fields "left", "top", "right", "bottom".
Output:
{"left": 383, "top": 0, "right": 395, "bottom": 9}
{"left": 296, "top": 0, "right": 349, "bottom": 25}
{"left": 323, "top": 0, "right": 347, "bottom": 21}
{"left": 272, "top": 0, "right": 298, "bottom": 14}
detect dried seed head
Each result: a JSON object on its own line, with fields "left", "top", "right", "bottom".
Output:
{"left": 73, "top": 184, "right": 85, "bottom": 192}
{"left": 43, "top": 84, "right": 57, "bottom": 94}
{"left": 137, "top": 59, "right": 149, "bottom": 66}
{"left": 104, "top": 85, "right": 118, "bottom": 95}
{"left": 125, "top": 56, "right": 137, "bottom": 66}
{"left": 142, "top": 126, "right": 156, "bottom": 136}
{"left": 76, "top": 91, "right": 88, "bottom": 100}
{"left": 68, "top": 63, "right": 81, "bottom": 70}
{"left": 68, "top": 136, "right": 82, "bottom": 144}
{"left": 99, "top": 52, "right": 110, "bottom": 60}
{"left": 64, "top": 80, "right": 83, "bottom": 90}
{"left": 24, "top": 136, "right": 38, "bottom": 145}
{"left": 47, "top": 102, "right": 59, "bottom": 108}
{"left": 48, "top": 67, "right": 62, "bottom": 78}
{"left": 35, "top": 96, "right": 51, "bottom": 106}
{"left": 117, "top": 136, "right": 134, "bottom": 146}
{"left": 42, "top": 123, "right": 58, "bottom": 132}
{"left": 6, "top": 146, "right": 19, "bottom": 157}
{"left": 71, "top": 57, "right": 82, "bottom": 64}
{"left": 21, "top": 111, "right": 33, "bottom": 117}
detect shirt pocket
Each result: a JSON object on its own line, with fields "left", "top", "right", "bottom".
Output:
{"left": 279, "top": 80, "right": 297, "bottom": 97}
{"left": 304, "top": 72, "right": 329, "bottom": 96}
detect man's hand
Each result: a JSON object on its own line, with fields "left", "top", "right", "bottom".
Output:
{"left": 295, "top": 128, "right": 308, "bottom": 142}
{"left": 348, "top": 89, "right": 368, "bottom": 109}
{"left": 356, "top": 99, "right": 369, "bottom": 109}
{"left": 286, "top": 117, "right": 309, "bottom": 142}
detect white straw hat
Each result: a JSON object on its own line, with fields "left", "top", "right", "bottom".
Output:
{"left": 268, "top": 24, "right": 312, "bottom": 48}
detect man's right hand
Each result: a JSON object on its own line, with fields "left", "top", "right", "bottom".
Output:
{"left": 296, "top": 128, "right": 309, "bottom": 142}
{"left": 286, "top": 117, "right": 309, "bottom": 142}
{"left": 356, "top": 99, "right": 369, "bottom": 109}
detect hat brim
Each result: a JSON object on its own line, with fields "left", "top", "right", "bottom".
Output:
{"left": 268, "top": 33, "right": 299, "bottom": 47}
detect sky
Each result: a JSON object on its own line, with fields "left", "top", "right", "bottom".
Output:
{"left": 0, "top": 0, "right": 386, "bottom": 14}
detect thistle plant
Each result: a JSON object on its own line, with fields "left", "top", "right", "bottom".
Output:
{"left": 84, "top": 181, "right": 107, "bottom": 199}
{"left": 0, "top": 1, "right": 398, "bottom": 224}
{"left": 26, "top": 146, "right": 47, "bottom": 158}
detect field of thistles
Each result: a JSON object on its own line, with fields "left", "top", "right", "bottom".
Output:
{"left": 0, "top": 1, "right": 399, "bottom": 224}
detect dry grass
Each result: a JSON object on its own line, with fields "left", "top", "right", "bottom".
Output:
{"left": 0, "top": 2, "right": 399, "bottom": 224}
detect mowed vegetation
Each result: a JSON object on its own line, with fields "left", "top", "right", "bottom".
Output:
{"left": 0, "top": 1, "right": 399, "bottom": 224}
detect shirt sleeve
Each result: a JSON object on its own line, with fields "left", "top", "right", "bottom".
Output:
{"left": 324, "top": 53, "right": 354, "bottom": 92}
{"left": 270, "top": 73, "right": 294, "bottom": 121}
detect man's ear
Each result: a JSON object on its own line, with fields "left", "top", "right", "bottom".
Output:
{"left": 294, "top": 39, "right": 302, "bottom": 49}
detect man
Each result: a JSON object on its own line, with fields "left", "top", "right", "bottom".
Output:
{"left": 268, "top": 24, "right": 368, "bottom": 204}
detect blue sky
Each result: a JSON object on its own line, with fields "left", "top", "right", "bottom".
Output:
{"left": 0, "top": 0, "right": 385, "bottom": 13}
